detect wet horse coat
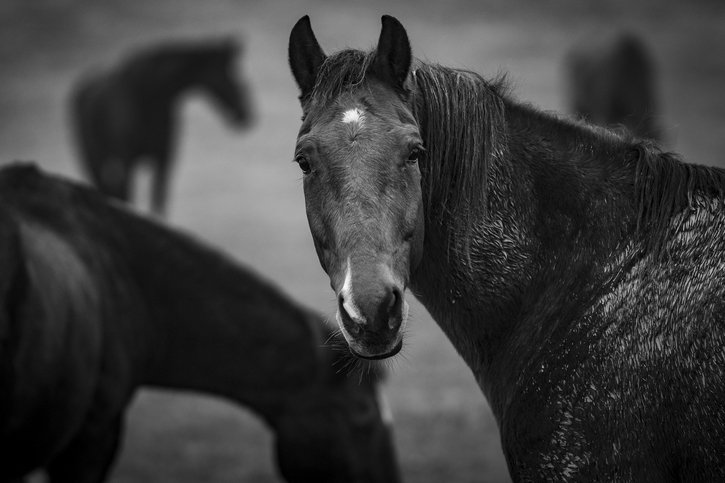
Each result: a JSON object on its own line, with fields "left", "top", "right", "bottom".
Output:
{"left": 0, "top": 164, "right": 399, "bottom": 483}
{"left": 288, "top": 15, "right": 725, "bottom": 481}
{"left": 71, "top": 39, "right": 254, "bottom": 216}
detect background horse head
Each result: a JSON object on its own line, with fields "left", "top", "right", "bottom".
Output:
{"left": 189, "top": 38, "right": 255, "bottom": 127}
{"left": 274, "top": 346, "right": 398, "bottom": 483}
{"left": 0, "top": 163, "right": 399, "bottom": 483}
{"left": 564, "top": 31, "right": 662, "bottom": 142}
{"left": 71, "top": 37, "right": 254, "bottom": 216}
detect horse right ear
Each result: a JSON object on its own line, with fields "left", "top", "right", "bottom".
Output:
{"left": 371, "top": 15, "right": 412, "bottom": 92}
{"left": 288, "top": 16, "right": 327, "bottom": 100}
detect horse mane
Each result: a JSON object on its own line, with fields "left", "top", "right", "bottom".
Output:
{"left": 411, "top": 63, "right": 508, "bottom": 252}
{"left": 633, "top": 142, "right": 725, "bottom": 253}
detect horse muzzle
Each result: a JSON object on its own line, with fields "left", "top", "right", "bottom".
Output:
{"left": 335, "top": 276, "right": 408, "bottom": 359}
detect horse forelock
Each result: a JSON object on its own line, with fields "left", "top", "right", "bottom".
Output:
{"left": 307, "top": 49, "right": 376, "bottom": 107}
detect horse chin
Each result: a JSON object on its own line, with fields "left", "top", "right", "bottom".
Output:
{"left": 348, "top": 339, "right": 403, "bottom": 361}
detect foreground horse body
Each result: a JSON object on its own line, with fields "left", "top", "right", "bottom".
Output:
{"left": 71, "top": 39, "right": 254, "bottom": 216}
{"left": 288, "top": 16, "right": 725, "bottom": 480}
{"left": 0, "top": 164, "right": 399, "bottom": 483}
{"left": 565, "top": 32, "right": 662, "bottom": 141}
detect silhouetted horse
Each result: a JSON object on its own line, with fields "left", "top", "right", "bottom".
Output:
{"left": 288, "top": 15, "right": 725, "bottom": 480}
{"left": 565, "top": 32, "right": 662, "bottom": 141}
{"left": 0, "top": 164, "right": 399, "bottom": 483}
{"left": 71, "top": 38, "right": 254, "bottom": 216}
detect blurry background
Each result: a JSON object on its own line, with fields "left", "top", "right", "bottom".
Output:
{"left": 1, "top": 0, "right": 723, "bottom": 481}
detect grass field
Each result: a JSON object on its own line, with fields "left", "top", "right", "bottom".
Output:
{"left": 1, "top": 0, "right": 723, "bottom": 481}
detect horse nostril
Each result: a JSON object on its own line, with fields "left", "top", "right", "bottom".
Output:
{"left": 338, "top": 293, "right": 363, "bottom": 336}
{"left": 386, "top": 287, "right": 403, "bottom": 319}
{"left": 387, "top": 288, "right": 397, "bottom": 312}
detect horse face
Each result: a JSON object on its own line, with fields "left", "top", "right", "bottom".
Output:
{"left": 275, "top": 379, "right": 400, "bottom": 483}
{"left": 202, "top": 40, "right": 254, "bottom": 128}
{"left": 289, "top": 16, "right": 424, "bottom": 360}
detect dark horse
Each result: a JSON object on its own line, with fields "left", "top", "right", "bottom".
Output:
{"left": 565, "top": 32, "right": 662, "bottom": 142}
{"left": 288, "top": 15, "right": 725, "bottom": 480}
{"left": 0, "top": 164, "right": 399, "bottom": 483}
{"left": 71, "top": 38, "right": 254, "bottom": 216}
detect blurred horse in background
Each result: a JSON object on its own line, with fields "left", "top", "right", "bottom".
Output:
{"left": 0, "top": 164, "right": 399, "bottom": 483}
{"left": 288, "top": 15, "right": 725, "bottom": 480}
{"left": 71, "top": 38, "right": 254, "bottom": 216}
{"left": 565, "top": 32, "right": 662, "bottom": 142}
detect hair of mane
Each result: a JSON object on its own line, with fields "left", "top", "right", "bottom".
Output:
{"left": 307, "top": 49, "right": 376, "bottom": 105}
{"left": 633, "top": 141, "right": 725, "bottom": 255}
{"left": 411, "top": 63, "right": 508, "bottom": 255}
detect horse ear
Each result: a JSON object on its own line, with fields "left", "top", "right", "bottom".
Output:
{"left": 371, "top": 15, "right": 412, "bottom": 91}
{"left": 288, "top": 15, "right": 327, "bottom": 99}
{"left": 222, "top": 37, "right": 239, "bottom": 57}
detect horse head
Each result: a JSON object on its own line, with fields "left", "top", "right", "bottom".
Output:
{"left": 200, "top": 38, "right": 255, "bottom": 129}
{"left": 288, "top": 16, "right": 424, "bottom": 360}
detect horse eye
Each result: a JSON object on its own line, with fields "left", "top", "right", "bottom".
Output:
{"left": 407, "top": 147, "right": 424, "bottom": 164}
{"left": 295, "top": 156, "right": 312, "bottom": 174}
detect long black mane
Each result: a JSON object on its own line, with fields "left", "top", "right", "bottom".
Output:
{"left": 635, "top": 145, "right": 725, "bottom": 251}
{"left": 309, "top": 48, "right": 725, "bottom": 255}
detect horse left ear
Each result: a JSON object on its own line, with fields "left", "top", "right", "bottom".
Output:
{"left": 372, "top": 15, "right": 412, "bottom": 91}
{"left": 289, "top": 16, "right": 327, "bottom": 100}
{"left": 222, "top": 37, "right": 240, "bottom": 57}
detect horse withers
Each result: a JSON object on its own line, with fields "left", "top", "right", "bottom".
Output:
{"left": 71, "top": 38, "right": 254, "bottom": 216}
{"left": 288, "top": 15, "right": 725, "bottom": 480}
{"left": 0, "top": 163, "right": 399, "bottom": 483}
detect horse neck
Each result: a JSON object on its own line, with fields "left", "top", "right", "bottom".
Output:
{"left": 411, "top": 89, "right": 638, "bottom": 406}
{"left": 119, "top": 219, "right": 324, "bottom": 425}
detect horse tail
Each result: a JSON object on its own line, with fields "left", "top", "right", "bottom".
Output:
{"left": 0, "top": 208, "right": 27, "bottom": 438}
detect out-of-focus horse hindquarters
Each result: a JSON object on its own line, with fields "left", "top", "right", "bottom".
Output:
{"left": 0, "top": 163, "right": 400, "bottom": 483}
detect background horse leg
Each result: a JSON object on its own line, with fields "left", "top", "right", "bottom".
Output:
{"left": 150, "top": 158, "right": 171, "bottom": 217}
{"left": 45, "top": 416, "right": 123, "bottom": 483}
{"left": 99, "top": 158, "right": 132, "bottom": 203}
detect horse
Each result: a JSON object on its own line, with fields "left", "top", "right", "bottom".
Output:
{"left": 564, "top": 31, "right": 662, "bottom": 142}
{"left": 71, "top": 38, "right": 254, "bottom": 217}
{"left": 287, "top": 15, "right": 725, "bottom": 480}
{"left": 0, "top": 163, "right": 400, "bottom": 483}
